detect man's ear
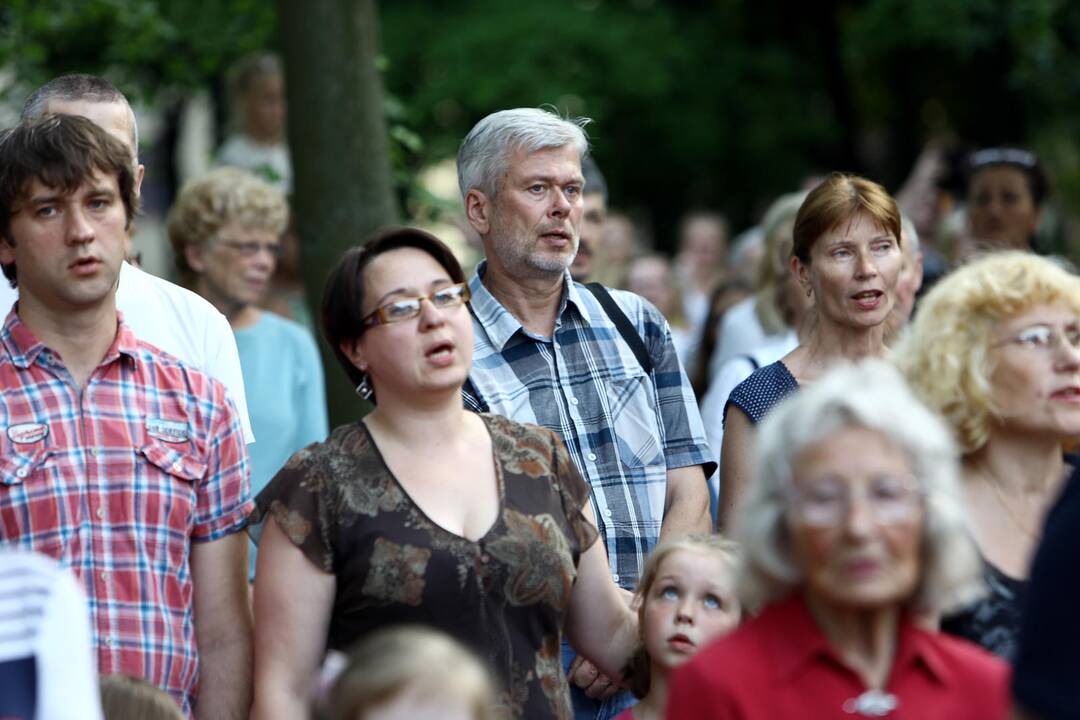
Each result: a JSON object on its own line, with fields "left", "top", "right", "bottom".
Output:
{"left": 464, "top": 189, "right": 492, "bottom": 236}
{"left": 134, "top": 163, "right": 146, "bottom": 198}
{"left": 0, "top": 234, "right": 15, "bottom": 267}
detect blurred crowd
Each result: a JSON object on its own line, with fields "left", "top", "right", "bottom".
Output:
{"left": 0, "top": 49, "right": 1078, "bottom": 720}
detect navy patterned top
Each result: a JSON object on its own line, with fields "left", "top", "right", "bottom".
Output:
{"left": 723, "top": 361, "right": 800, "bottom": 426}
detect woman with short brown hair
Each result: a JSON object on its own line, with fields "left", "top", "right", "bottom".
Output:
{"left": 718, "top": 174, "right": 904, "bottom": 529}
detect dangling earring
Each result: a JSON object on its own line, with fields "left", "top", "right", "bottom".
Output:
{"left": 805, "top": 287, "right": 813, "bottom": 298}
{"left": 355, "top": 372, "right": 373, "bottom": 400}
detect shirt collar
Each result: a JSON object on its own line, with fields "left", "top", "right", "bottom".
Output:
{"left": 469, "top": 261, "right": 591, "bottom": 350}
{"left": 764, "top": 593, "right": 953, "bottom": 689}
{"left": 1, "top": 306, "right": 141, "bottom": 370}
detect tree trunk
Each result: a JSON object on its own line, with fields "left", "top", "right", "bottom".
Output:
{"left": 278, "top": 0, "right": 398, "bottom": 427}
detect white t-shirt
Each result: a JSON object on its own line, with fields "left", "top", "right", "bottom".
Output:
{"left": 700, "top": 330, "right": 798, "bottom": 514}
{"left": 0, "top": 262, "right": 254, "bottom": 443}
{"left": 707, "top": 296, "right": 770, "bottom": 381}
{"left": 0, "top": 549, "right": 103, "bottom": 720}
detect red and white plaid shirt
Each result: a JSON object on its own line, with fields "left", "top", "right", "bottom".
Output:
{"left": 0, "top": 309, "right": 251, "bottom": 716}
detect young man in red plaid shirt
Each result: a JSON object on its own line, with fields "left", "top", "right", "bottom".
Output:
{"left": 0, "top": 114, "right": 253, "bottom": 717}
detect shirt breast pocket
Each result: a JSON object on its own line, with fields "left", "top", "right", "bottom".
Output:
{"left": 138, "top": 442, "right": 207, "bottom": 542}
{"left": 0, "top": 447, "right": 72, "bottom": 557}
{"left": 604, "top": 372, "right": 664, "bottom": 470}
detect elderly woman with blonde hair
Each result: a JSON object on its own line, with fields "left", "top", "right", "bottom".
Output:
{"left": 668, "top": 361, "right": 1009, "bottom": 719}
{"left": 895, "top": 251, "right": 1080, "bottom": 660}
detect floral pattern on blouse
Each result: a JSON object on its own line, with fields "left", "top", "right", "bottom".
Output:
{"left": 250, "top": 413, "right": 598, "bottom": 720}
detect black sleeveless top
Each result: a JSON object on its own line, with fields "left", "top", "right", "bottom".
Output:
{"left": 941, "top": 560, "right": 1026, "bottom": 662}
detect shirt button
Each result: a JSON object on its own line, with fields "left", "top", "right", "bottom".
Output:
{"left": 100, "top": 572, "right": 110, "bottom": 583}
{"left": 89, "top": 448, "right": 98, "bottom": 457}
{"left": 96, "top": 507, "right": 106, "bottom": 520}
{"left": 15, "top": 468, "right": 27, "bottom": 479}
{"left": 480, "top": 554, "right": 490, "bottom": 564}
{"left": 103, "top": 634, "right": 113, "bottom": 647}
{"left": 603, "top": 508, "right": 613, "bottom": 518}
{"left": 570, "top": 397, "right": 579, "bottom": 405}
{"left": 588, "top": 453, "right": 597, "bottom": 461}
{"left": 613, "top": 574, "right": 620, "bottom": 583}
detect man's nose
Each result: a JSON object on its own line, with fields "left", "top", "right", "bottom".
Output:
{"left": 66, "top": 206, "right": 95, "bottom": 245}
{"left": 550, "top": 188, "right": 572, "bottom": 217}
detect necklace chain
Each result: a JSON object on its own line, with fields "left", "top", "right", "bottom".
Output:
{"left": 984, "top": 474, "right": 1038, "bottom": 540}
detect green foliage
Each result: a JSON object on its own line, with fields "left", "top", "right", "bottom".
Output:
{"left": 6, "top": 0, "right": 1080, "bottom": 248}
{"left": 0, "top": 0, "right": 276, "bottom": 103}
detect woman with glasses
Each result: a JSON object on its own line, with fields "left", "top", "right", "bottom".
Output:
{"left": 167, "top": 167, "right": 328, "bottom": 578}
{"left": 896, "top": 251, "right": 1080, "bottom": 661}
{"left": 668, "top": 360, "right": 1008, "bottom": 719}
{"left": 718, "top": 175, "right": 904, "bottom": 530}
{"left": 248, "top": 228, "right": 637, "bottom": 720}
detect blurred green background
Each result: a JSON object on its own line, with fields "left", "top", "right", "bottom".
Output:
{"left": 4, "top": 0, "right": 1080, "bottom": 249}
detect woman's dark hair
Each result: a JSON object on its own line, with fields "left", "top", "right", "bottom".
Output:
{"left": 689, "top": 278, "right": 752, "bottom": 399}
{"left": 965, "top": 147, "right": 1048, "bottom": 207}
{"left": 320, "top": 227, "right": 466, "bottom": 402}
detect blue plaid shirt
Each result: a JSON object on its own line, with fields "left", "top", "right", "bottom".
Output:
{"left": 463, "top": 263, "right": 714, "bottom": 588}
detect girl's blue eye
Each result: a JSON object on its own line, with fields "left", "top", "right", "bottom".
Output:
{"left": 660, "top": 586, "right": 679, "bottom": 600}
{"left": 703, "top": 594, "right": 722, "bottom": 610}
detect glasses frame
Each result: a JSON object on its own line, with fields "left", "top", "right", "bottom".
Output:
{"left": 991, "top": 323, "right": 1080, "bottom": 355}
{"left": 785, "top": 473, "right": 925, "bottom": 529}
{"left": 216, "top": 238, "right": 286, "bottom": 259}
{"left": 360, "top": 282, "right": 471, "bottom": 330}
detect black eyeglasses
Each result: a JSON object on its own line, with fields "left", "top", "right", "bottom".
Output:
{"left": 218, "top": 239, "right": 285, "bottom": 258}
{"left": 361, "top": 283, "right": 470, "bottom": 329}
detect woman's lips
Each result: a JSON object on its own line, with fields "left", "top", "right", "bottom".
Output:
{"left": 1050, "top": 387, "right": 1080, "bottom": 402}
{"left": 425, "top": 342, "right": 456, "bottom": 367}
{"left": 844, "top": 558, "right": 882, "bottom": 578}
{"left": 851, "top": 290, "right": 884, "bottom": 311}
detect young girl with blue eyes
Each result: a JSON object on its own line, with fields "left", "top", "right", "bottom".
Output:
{"left": 617, "top": 535, "right": 742, "bottom": 720}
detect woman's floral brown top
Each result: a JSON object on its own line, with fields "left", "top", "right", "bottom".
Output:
{"left": 249, "top": 413, "right": 598, "bottom": 720}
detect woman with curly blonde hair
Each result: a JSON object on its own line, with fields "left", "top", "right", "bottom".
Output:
{"left": 896, "top": 251, "right": 1080, "bottom": 660}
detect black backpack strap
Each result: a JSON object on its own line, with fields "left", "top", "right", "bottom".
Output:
{"left": 584, "top": 282, "right": 653, "bottom": 375}
{"left": 737, "top": 353, "right": 760, "bottom": 371}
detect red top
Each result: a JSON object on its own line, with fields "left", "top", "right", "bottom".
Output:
{"left": 613, "top": 710, "right": 635, "bottom": 720}
{"left": 666, "top": 593, "right": 1009, "bottom": 720}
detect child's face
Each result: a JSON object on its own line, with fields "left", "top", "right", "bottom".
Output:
{"left": 642, "top": 549, "right": 741, "bottom": 671}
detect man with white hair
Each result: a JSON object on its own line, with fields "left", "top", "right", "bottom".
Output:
{"left": 5, "top": 73, "right": 254, "bottom": 443}
{"left": 458, "top": 108, "right": 714, "bottom": 719}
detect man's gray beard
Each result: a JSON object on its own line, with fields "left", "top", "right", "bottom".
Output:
{"left": 491, "top": 228, "right": 578, "bottom": 278}
{"left": 525, "top": 246, "right": 578, "bottom": 274}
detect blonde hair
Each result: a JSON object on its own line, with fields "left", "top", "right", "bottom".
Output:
{"left": 329, "top": 625, "right": 497, "bottom": 720}
{"left": 895, "top": 251, "right": 1080, "bottom": 454}
{"left": 166, "top": 166, "right": 288, "bottom": 286}
{"left": 739, "top": 359, "right": 983, "bottom": 616}
{"left": 623, "top": 534, "right": 740, "bottom": 698}
{"left": 99, "top": 674, "right": 183, "bottom": 720}
{"left": 754, "top": 191, "right": 809, "bottom": 334}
